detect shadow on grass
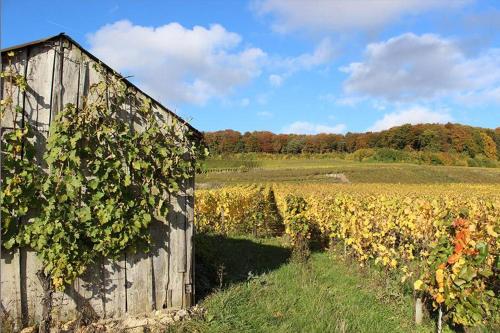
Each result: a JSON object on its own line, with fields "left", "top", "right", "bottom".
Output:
{"left": 195, "top": 233, "right": 291, "bottom": 302}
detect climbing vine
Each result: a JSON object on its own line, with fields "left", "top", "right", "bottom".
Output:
{"left": 1, "top": 59, "right": 205, "bottom": 290}
{"left": 0, "top": 51, "right": 44, "bottom": 249}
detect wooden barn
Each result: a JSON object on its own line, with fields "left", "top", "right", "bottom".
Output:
{"left": 0, "top": 33, "right": 199, "bottom": 325}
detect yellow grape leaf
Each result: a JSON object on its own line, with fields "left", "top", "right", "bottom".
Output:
{"left": 414, "top": 279, "right": 424, "bottom": 290}
{"left": 486, "top": 225, "right": 498, "bottom": 237}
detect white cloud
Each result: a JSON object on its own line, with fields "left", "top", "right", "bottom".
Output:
{"left": 257, "top": 111, "right": 273, "bottom": 117}
{"left": 319, "top": 93, "right": 362, "bottom": 107}
{"left": 458, "top": 87, "right": 500, "bottom": 106}
{"left": 341, "top": 33, "right": 500, "bottom": 103}
{"left": 253, "top": 0, "right": 468, "bottom": 33}
{"left": 282, "top": 121, "right": 346, "bottom": 134}
{"left": 240, "top": 98, "right": 250, "bottom": 107}
{"left": 270, "top": 38, "right": 335, "bottom": 86}
{"left": 88, "top": 20, "right": 266, "bottom": 105}
{"left": 285, "top": 38, "right": 335, "bottom": 69}
{"left": 368, "top": 106, "right": 453, "bottom": 132}
{"left": 269, "top": 74, "right": 284, "bottom": 87}
{"left": 277, "top": 38, "right": 335, "bottom": 71}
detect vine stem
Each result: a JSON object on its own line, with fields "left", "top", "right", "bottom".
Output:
{"left": 437, "top": 304, "right": 443, "bottom": 333}
{"left": 37, "top": 270, "right": 54, "bottom": 333}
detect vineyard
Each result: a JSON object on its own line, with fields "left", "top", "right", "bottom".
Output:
{"left": 195, "top": 184, "right": 500, "bottom": 330}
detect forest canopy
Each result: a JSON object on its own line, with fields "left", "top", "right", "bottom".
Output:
{"left": 203, "top": 123, "right": 500, "bottom": 161}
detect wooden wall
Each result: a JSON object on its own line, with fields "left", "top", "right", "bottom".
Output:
{"left": 0, "top": 36, "right": 195, "bottom": 326}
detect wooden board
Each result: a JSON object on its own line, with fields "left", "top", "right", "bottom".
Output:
{"left": 84, "top": 54, "right": 104, "bottom": 105}
{"left": 1, "top": 49, "right": 28, "bottom": 129}
{"left": 0, "top": 249, "right": 22, "bottom": 327}
{"left": 130, "top": 90, "right": 148, "bottom": 133}
{"left": 51, "top": 288, "right": 77, "bottom": 323}
{"left": 23, "top": 44, "right": 55, "bottom": 134}
{"left": 184, "top": 175, "right": 195, "bottom": 307}
{"left": 77, "top": 60, "right": 90, "bottom": 109}
{"left": 102, "top": 257, "right": 126, "bottom": 318}
{"left": 150, "top": 218, "right": 170, "bottom": 310}
{"left": 125, "top": 251, "right": 153, "bottom": 314}
{"left": 24, "top": 250, "right": 44, "bottom": 324}
{"left": 49, "top": 40, "right": 64, "bottom": 123}
{"left": 167, "top": 183, "right": 187, "bottom": 308}
{"left": 74, "top": 258, "right": 105, "bottom": 320}
{"left": 60, "top": 44, "right": 82, "bottom": 108}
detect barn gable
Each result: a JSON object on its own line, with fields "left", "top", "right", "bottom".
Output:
{"left": 1, "top": 32, "right": 201, "bottom": 137}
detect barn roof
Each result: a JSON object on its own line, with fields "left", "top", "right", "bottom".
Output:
{"left": 1, "top": 33, "right": 202, "bottom": 138}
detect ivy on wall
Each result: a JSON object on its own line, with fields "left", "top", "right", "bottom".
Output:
{"left": 1, "top": 54, "right": 205, "bottom": 290}
{"left": 1, "top": 52, "right": 44, "bottom": 250}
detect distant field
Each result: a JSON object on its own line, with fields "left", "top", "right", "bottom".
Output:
{"left": 197, "top": 156, "right": 500, "bottom": 185}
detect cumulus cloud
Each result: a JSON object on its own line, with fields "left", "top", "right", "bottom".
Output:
{"left": 283, "top": 38, "right": 335, "bottom": 69}
{"left": 368, "top": 106, "right": 453, "bottom": 132}
{"left": 458, "top": 87, "right": 500, "bottom": 106}
{"left": 282, "top": 121, "right": 346, "bottom": 134}
{"left": 269, "top": 74, "right": 284, "bottom": 87}
{"left": 319, "top": 93, "right": 362, "bottom": 107}
{"left": 270, "top": 38, "right": 335, "bottom": 86}
{"left": 341, "top": 33, "right": 500, "bottom": 103}
{"left": 257, "top": 111, "right": 273, "bottom": 117}
{"left": 88, "top": 20, "right": 266, "bottom": 105}
{"left": 253, "top": 0, "right": 468, "bottom": 33}
{"left": 240, "top": 98, "right": 250, "bottom": 107}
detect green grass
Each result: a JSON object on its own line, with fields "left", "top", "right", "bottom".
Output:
{"left": 170, "top": 235, "right": 435, "bottom": 333}
{"left": 198, "top": 157, "right": 500, "bottom": 185}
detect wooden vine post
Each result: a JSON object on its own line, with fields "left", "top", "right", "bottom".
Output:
{"left": 415, "top": 297, "right": 423, "bottom": 325}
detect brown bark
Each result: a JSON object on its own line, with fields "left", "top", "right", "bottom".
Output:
{"left": 36, "top": 270, "right": 54, "bottom": 333}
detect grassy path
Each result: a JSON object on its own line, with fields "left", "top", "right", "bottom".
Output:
{"left": 171, "top": 235, "right": 435, "bottom": 333}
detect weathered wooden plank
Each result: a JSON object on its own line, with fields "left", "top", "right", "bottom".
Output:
{"left": 86, "top": 55, "right": 105, "bottom": 101}
{"left": 102, "top": 257, "right": 126, "bottom": 318}
{"left": 151, "top": 102, "right": 168, "bottom": 127}
{"left": 1, "top": 49, "right": 28, "bottom": 129}
{"left": 74, "top": 52, "right": 103, "bottom": 108}
{"left": 60, "top": 43, "right": 82, "bottom": 108}
{"left": 150, "top": 218, "right": 170, "bottom": 310}
{"left": 0, "top": 249, "right": 22, "bottom": 328}
{"left": 77, "top": 60, "right": 90, "bottom": 109}
{"left": 130, "top": 90, "right": 148, "bottom": 133}
{"left": 23, "top": 44, "right": 55, "bottom": 133}
{"left": 50, "top": 38, "right": 64, "bottom": 123}
{"left": 184, "top": 175, "right": 195, "bottom": 307}
{"left": 24, "top": 250, "right": 44, "bottom": 324}
{"left": 51, "top": 287, "right": 78, "bottom": 324}
{"left": 167, "top": 183, "right": 187, "bottom": 308}
{"left": 125, "top": 251, "right": 153, "bottom": 314}
{"left": 74, "top": 259, "right": 105, "bottom": 320}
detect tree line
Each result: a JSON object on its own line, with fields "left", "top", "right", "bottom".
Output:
{"left": 203, "top": 123, "right": 500, "bottom": 160}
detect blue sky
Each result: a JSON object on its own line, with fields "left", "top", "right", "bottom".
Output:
{"left": 3, "top": 0, "right": 500, "bottom": 134}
